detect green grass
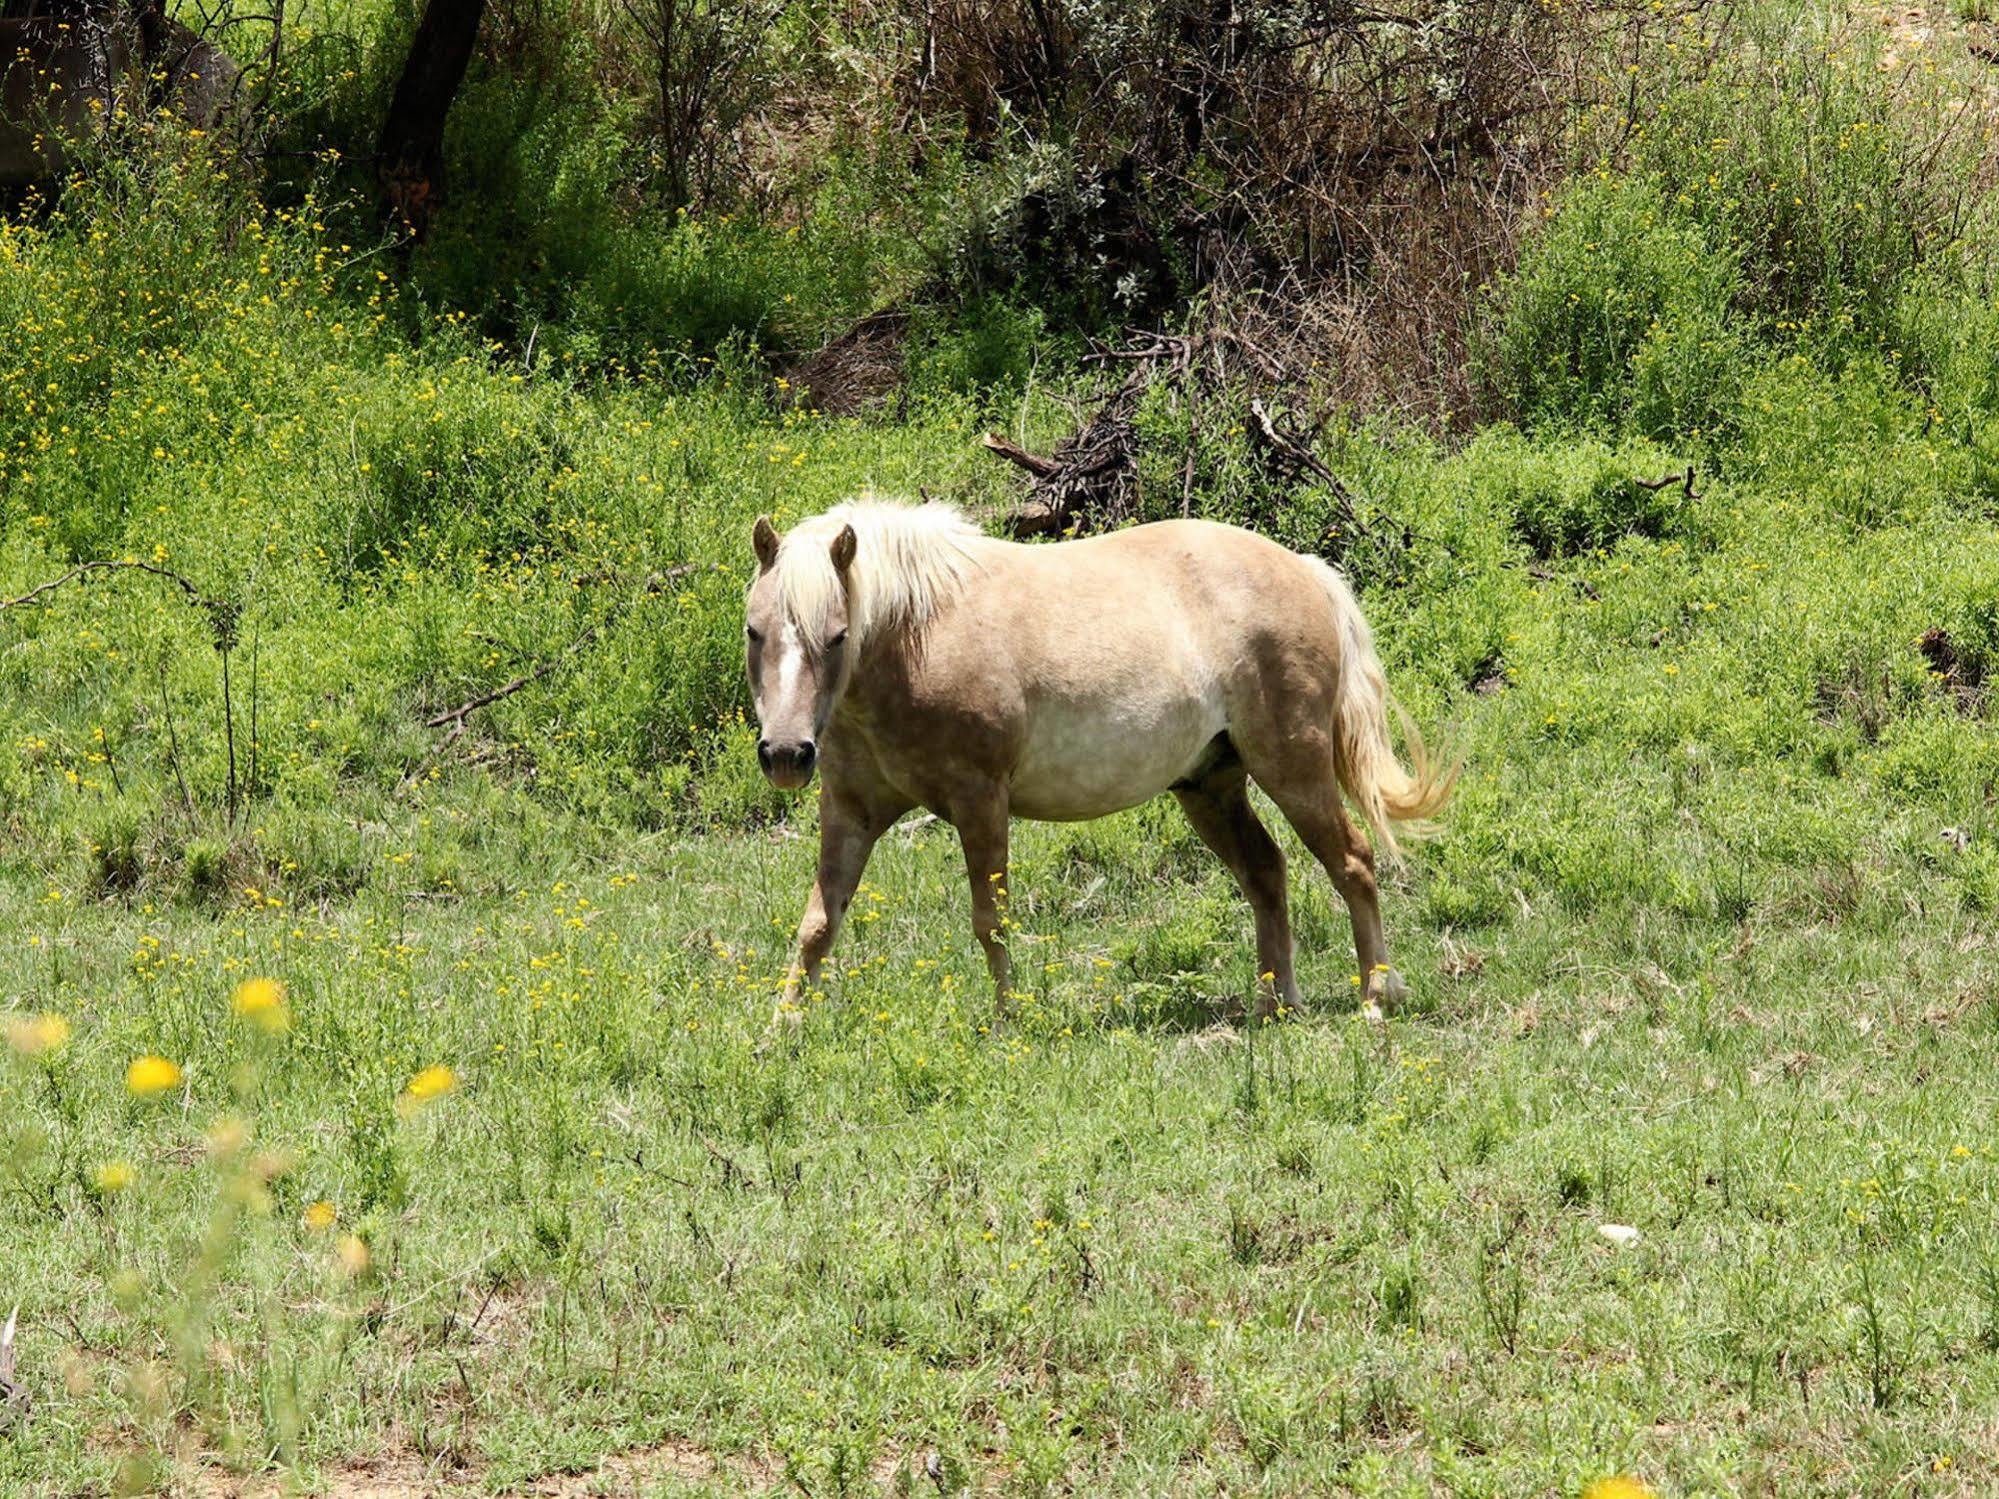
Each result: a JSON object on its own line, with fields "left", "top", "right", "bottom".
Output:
{"left": 10, "top": 203, "right": 1999, "bottom": 1489}
{"left": 4, "top": 783, "right": 1999, "bottom": 1495}
{"left": 8, "top": 347, "right": 1999, "bottom": 1490}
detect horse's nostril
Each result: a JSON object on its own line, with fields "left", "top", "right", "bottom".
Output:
{"left": 757, "top": 738, "right": 816, "bottom": 781}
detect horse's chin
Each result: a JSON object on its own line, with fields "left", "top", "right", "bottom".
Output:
{"left": 762, "top": 767, "right": 815, "bottom": 792}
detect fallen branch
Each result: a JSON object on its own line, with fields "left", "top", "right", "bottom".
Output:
{"left": 422, "top": 564, "right": 694, "bottom": 730}
{"left": 399, "top": 564, "right": 698, "bottom": 796}
{"left": 1246, "top": 397, "right": 1335, "bottom": 485}
{"left": 1246, "top": 396, "right": 1360, "bottom": 532}
{"left": 981, "top": 374, "right": 1146, "bottom": 538}
{"left": 0, "top": 558, "right": 219, "bottom": 614}
{"left": 980, "top": 326, "right": 1304, "bottom": 539}
{"left": 424, "top": 636, "right": 595, "bottom": 729}
{"left": 1632, "top": 465, "right": 1701, "bottom": 501}
{"left": 979, "top": 433, "right": 1063, "bottom": 479}
{"left": 0, "top": 557, "right": 245, "bottom": 662}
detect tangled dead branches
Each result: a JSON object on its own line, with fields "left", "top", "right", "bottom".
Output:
{"left": 980, "top": 326, "right": 1355, "bottom": 540}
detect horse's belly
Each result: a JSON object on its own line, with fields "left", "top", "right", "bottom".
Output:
{"left": 1008, "top": 690, "right": 1223, "bottom": 821}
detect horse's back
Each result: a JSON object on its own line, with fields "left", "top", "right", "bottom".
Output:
{"left": 974, "top": 519, "right": 1335, "bottom": 657}
{"left": 942, "top": 521, "right": 1342, "bottom": 820}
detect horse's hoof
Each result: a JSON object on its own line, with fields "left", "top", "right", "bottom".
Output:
{"left": 755, "top": 1005, "right": 806, "bottom": 1057}
{"left": 1364, "top": 966, "right": 1408, "bottom": 1020}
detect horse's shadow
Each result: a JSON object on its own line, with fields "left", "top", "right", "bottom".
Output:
{"left": 1120, "top": 986, "right": 1245, "bottom": 1034}
{"left": 1093, "top": 972, "right": 1375, "bottom": 1034}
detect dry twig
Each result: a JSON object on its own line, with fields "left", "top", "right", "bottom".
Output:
{"left": 1632, "top": 465, "right": 1701, "bottom": 502}
{"left": 0, "top": 559, "right": 218, "bottom": 615}
{"left": 0, "top": 1304, "right": 24, "bottom": 1429}
{"left": 399, "top": 564, "right": 699, "bottom": 795}
{"left": 422, "top": 566, "right": 695, "bottom": 730}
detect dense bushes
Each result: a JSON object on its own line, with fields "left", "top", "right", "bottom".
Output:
{"left": 1481, "top": 0, "right": 1999, "bottom": 462}
{"left": 1480, "top": 178, "right": 1747, "bottom": 442}
{"left": 0, "top": 140, "right": 1017, "bottom": 879}
{"left": 1611, "top": 1, "right": 1982, "bottom": 349}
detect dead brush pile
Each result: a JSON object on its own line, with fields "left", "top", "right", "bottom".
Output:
{"left": 823, "top": 0, "right": 1657, "bottom": 426}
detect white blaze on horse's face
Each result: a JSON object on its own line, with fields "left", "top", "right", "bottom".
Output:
{"left": 744, "top": 515, "right": 857, "bottom": 790}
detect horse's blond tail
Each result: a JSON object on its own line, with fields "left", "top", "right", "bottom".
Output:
{"left": 1310, "top": 559, "right": 1457, "bottom": 860}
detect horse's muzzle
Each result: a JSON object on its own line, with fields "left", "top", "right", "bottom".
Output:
{"left": 757, "top": 737, "right": 816, "bottom": 789}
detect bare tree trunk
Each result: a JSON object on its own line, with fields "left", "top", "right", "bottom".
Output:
{"left": 655, "top": 0, "right": 687, "bottom": 211}
{"left": 375, "top": 0, "right": 487, "bottom": 241}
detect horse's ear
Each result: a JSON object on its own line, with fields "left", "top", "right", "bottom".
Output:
{"left": 829, "top": 523, "right": 857, "bottom": 575}
{"left": 752, "top": 516, "right": 780, "bottom": 571}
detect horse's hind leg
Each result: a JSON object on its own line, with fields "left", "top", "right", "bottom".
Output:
{"left": 1173, "top": 765, "right": 1301, "bottom": 1019}
{"left": 1255, "top": 763, "right": 1405, "bottom": 1019}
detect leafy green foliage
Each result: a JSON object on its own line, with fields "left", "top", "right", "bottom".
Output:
{"left": 1481, "top": 177, "right": 1748, "bottom": 440}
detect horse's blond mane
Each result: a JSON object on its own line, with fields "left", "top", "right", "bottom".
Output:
{"left": 770, "top": 498, "right": 981, "bottom": 647}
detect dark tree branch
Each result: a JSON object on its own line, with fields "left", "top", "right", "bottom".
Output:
{"left": 979, "top": 433, "right": 1062, "bottom": 478}
{"left": 1632, "top": 465, "right": 1701, "bottom": 501}
{"left": 1246, "top": 395, "right": 1359, "bottom": 529}
{"left": 0, "top": 559, "right": 216, "bottom": 613}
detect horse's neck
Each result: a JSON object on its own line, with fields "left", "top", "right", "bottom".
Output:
{"left": 834, "top": 625, "right": 939, "bottom": 739}
{"left": 844, "top": 628, "right": 920, "bottom": 705}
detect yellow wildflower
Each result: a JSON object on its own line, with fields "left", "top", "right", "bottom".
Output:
{"left": 93, "top": 1160, "right": 135, "bottom": 1193}
{"left": 207, "top": 1116, "right": 249, "bottom": 1158}
{"left": 5, "top": 1012, "right": 70, "bottom": 1056}
{"left": 403, "top": 1063, "right": 458, "bottom": 1106}
{"left": 1583, "top": 1479, "right": 1657, "bottom": 1499}
{"left": 302, "top": 1200, "right": 337, "bottom": 1232}
{"left": 125, "top": 1054, "right": 183, "bottom": 1098}
{"left": 335, "top": 1233, "right": 371, "bottom": 1277}
{"left": 230, "top": 977, "right": 290, "bottom": 1035}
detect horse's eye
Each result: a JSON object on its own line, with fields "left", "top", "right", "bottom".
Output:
{"left": 826, "top": 630, "right": 848, "bottom": 650}
{"left": 745, "top": 626, "right": 763, "bottom": 648}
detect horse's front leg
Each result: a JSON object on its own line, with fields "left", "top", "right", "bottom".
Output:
{"left": 772, "top": 791, "right": 893, "bottom": 1030}
{"left": 951, "top": 787, "right": 1012, "bottom": 1006}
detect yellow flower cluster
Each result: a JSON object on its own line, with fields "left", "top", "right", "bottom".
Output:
{"left": 124, "top": 1054, "right": 183, "bottom": 1098}
{"left": 230, "top": 976, "right": 290, "bottom": 1035}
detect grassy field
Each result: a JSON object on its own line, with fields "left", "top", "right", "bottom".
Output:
{"left": 7, "top": 357, "right": 1999, "bottom": 1495}
{"left": 6, "top": 756, "right": 1999, "bottom": 1496}
{"left": 10, "top": 0, "right": 1999, "bottom": 1492}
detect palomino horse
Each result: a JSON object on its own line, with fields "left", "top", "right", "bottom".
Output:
{"left": 743, "top": 499, "right": 1452, "bottom": 1026}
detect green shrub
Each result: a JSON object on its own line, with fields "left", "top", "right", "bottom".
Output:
{"left": 1480, "top": 177, "right": 1748, "bottom": 440}
{"left": 1423, "top": 873, "right": 1510, "bottom": 930}
{"left": 1456, "top": 427, "right": 1698, "bottom": 557}
{"left": 1731, "top": 357, "right": 1967, "bottom": 530}
{"left": 1875, "top": 713, "right": 1999, "bottom": 805}
{"left": 1613, "top": 4, "right": 1980, "bottom": 354}
{"left": 904, "top": 295, "right": 1049, "bottom": 401}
